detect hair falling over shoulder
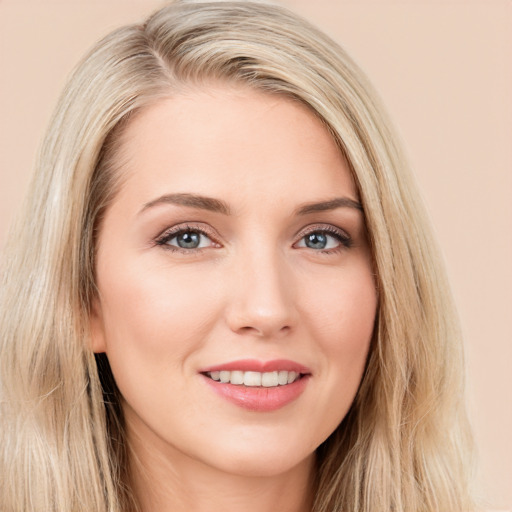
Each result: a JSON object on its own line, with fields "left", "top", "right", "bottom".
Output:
{"left": 0, "top": 1, "right": 477, "bottom": 511}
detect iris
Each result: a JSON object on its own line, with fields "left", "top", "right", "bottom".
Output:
{"left": 305, "top": 233, "right": 328, "bottom": 250}
{"left": 176, "top": 231, "right": 201, "bottom": 248}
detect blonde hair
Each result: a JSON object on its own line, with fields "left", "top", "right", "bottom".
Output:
{"left": 0, "top": 1, "right": 476, "bottom": 510}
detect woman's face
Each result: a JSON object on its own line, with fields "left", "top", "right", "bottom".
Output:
{"left": 91, "top": 85, "right": 377, "bottom": 478}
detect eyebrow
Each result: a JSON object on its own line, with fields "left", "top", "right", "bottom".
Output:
{"left": 140, "top": 193, "right": 231, "bottom": 215}
{"left": 295, "top": 197, "right": 363, "bottom": 215}
{"left": 140, "top": 193, "right": 362, "bottom": 216}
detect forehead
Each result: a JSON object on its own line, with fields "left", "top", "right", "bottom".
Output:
{"left": 111, "top": 85, "right": 358, "bottom": 213}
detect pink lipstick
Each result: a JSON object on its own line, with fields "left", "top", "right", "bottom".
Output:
{"left": 200, "top": 359, "right": 311, "bottom": 412}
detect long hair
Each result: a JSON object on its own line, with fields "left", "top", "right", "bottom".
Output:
{"left": 0, "top": 1, "right": 476, "bottom": 510}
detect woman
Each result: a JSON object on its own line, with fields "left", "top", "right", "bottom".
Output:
{"left": 0, "top": 1, "right": 476, "bottom": 511}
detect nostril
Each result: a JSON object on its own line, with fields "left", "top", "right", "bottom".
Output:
{"left": 236, "top": 324, "right": 292, "bottom": 337}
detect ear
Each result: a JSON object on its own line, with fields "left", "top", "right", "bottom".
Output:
{"left": 89, "top": 297, "right": 107, "bottom": 353}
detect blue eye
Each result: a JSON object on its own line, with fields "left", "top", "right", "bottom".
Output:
{"left": 304, "top": 232, "right": 330, "bottom": 250}
{"left": 295, "top": 228, "right": 351, "bottom": 252}
{"left": 157, "top": 228, "right": 214, "bottom": 250}
{"left": 173, "top": 231, "right": 202, "bottom": 249}
{"left": 156, "top": 225, "right": 351, "bottom": 254}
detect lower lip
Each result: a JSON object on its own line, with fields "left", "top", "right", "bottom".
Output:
{"left": 202, "top": 374, "right": 310, "bottom": 412}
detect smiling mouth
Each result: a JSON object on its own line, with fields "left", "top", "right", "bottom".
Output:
{"left": 201, "top": 362, "right": 311, "bottom": 411}
{"left": 204, "top": 370, "right": 303, "bottom": 387}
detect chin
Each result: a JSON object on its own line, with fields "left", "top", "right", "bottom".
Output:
{"left": 197, "top": 431, "right": 317, "bottom": 478}
{"left": 214, "top": 450, "right": 315, "bottom": 479}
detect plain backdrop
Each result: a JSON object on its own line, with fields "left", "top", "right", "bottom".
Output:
{"left": 0, "top": 1, "right": 511, "bottom": 510}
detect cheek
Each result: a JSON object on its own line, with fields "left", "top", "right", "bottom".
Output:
{"left": 95, "top": 261, "right": 226, "bottom": 428}
{"left": 303, "top": 260, "right": 377, "bottom": 349}
{"left": 97, "top": 259, "right": 224, "bottom": 371}
{"left": 300, "top": 260, "right": 377, "bottom": 400}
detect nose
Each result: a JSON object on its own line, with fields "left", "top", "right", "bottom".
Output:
{"left": 225, "top": 248, "right": 298, "bottom": 339}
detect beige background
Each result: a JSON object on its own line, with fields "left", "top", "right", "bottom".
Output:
{"left": 1, "top": 0, "right": 511, "bottom": 509}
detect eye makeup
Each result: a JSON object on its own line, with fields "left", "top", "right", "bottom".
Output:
{"left": 293, "top": 224, "right": 353, "bottom": 254}
{"left": 154, "top": 223, "right": 221, "bottom": 254}
{"left": 153, "top": 220, "right": 353, "bottom": 257}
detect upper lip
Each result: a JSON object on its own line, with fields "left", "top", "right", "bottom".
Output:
{"left": 199, "top": 359, "right": 311, "bottom": 374}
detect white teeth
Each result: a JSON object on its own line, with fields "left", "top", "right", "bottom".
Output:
{"left": 244, "top": 371, "right": 261, "bottom": 386}
{"left": 230, "top": 370, "right": 244, "bottom": 385}
{"left": 261, "top": 371, "right": 278, "bottom": 387}
{"left": 206, "top": 370, "right": 301, "bottom": 387}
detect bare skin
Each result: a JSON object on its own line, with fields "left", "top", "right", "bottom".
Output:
{"left": 127, "top": 422, "right": 315, "bottom": 512}
{"left": 91, "top": 84, "right": 377, "bottom": 511}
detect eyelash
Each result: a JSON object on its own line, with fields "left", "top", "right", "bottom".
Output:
{"left": 155, "top": 223, "right": 219, "bottom": 255}
{"left": 298, "top": 225, "right": 353, "bottom": 254}
{"left": 154, "top": 223, "right": 352, "bottom": 255}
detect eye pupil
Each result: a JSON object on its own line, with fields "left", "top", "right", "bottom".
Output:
{"left": 305, "top": 233, "right": 327, "bottom": 249}
{"left": 177, "top": 231, "right": 200, "bottom": 248}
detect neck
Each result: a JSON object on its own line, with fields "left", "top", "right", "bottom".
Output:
{"left": 126, "top": 423, "right": 315, "bottom": 512}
